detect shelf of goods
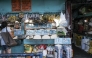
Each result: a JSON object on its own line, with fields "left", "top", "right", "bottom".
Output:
{"left": 23, "top": 38, "right": 72, "bottom": 58}
{"left": 73, "top": 8, "right": 92, "bottom": 54}
{"left": 76, "top": 12, "right": 92, "bottom": 19}
{"left": 73, "top": 33, "right": 92, "bottom": 54}
{"left": 0, "top": 12, "right": 73, "bottom": 58}
{"left": 22, "top": 13, "right": 72, "bottom": 58}
{"left": 0, "top": 53, "right": 43, "bottom": 58}
{"left": 23, "top": 25, "right": 72, "bottom": 58}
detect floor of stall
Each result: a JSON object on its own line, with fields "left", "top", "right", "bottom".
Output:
{"left": 72, "top": 44, "right": 92, "bottom": 58}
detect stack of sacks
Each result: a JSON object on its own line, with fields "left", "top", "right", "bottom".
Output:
{"left": 76, "top": 35, "right": 82, "bottom": 46}
{"left": 88, "top": 41, "right": 92, "bottom": 54}
{"left": 81, "top": 36, "right": 89, "bottom": 52}
{"left": 85, "top": 39, "right": 90, "bottom": 52}
{"left": 78, "top": 35, "right": 82, "bottom": 46}
{"left": 75, "top": 34, "right": 78, "bottom": 45}
{"left": 88, "top": 47, "right": 92, "bottom": 54}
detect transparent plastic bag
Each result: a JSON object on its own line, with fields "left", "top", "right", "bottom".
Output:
{"left": 59, "top": 12, "right": 68, "bottom": 27}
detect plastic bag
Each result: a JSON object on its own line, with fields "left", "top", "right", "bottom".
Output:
{"left": 59, "top": 12, "right": 68, "bottom": 27}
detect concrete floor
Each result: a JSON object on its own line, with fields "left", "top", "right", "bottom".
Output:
{"left": 72, "top": 44, "right": 92, "bottom": 58}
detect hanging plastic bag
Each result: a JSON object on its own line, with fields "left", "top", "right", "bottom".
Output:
{"left": 59, "top": 12, "right": 68, "bottom": 27}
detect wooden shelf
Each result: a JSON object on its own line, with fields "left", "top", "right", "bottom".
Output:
{"left": 77, "top": 12, "right": 92, "bottom": 18}
{"left": 23, "top": 39, "right": 54, "bottom": 44}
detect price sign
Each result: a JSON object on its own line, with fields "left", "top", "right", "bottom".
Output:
{"left": 12, "top": 0, "right": 31, "bottom": 11}
{"left": 55, "top": 38, "right": 62, "bottom": 44}
{"left": 62, "top": 38, "right": 71, "bottom": 44}
{"left": 12, "top": 0, "right": 21, "bottom": 11}
{"left": 54, "top": 38, "right": 71, "bottom": 44}
{"left": 21, "top": 0, "right": 31, "bottom": 11}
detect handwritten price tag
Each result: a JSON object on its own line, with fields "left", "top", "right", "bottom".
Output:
{"left": 54, "top": 38, "right": 71, "bottom": 44}
{"left": 55, "top": 38, "right": 62, "bottom": 44}
{"left": 62, "top": 38, "right": 71, "bottom": 44}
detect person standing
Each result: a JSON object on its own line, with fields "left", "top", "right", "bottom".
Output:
{"left": 1, "top": 21, "right": 14, "bottom": 55}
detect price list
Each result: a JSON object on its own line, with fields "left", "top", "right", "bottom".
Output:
{"left": 12, "top": 0, "right": 21, "bottom": 11}
{"left": 21, "top": 0, "right": 31, "bottom": 11}
{"left": 55, "top": 38, "right": 71, "bottom": 44}
{"left": 12, "top": 0, "right": 31, "bottom": 11}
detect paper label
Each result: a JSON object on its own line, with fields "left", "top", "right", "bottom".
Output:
{"left": 54, "top": 38, "right": 71, "bottom": 44}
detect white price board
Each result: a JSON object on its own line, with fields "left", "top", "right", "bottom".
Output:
{"left": 54, "top": 38, "right": 71, "bottom": 44}
{"left": 62, "top": 38, "right": 71, "bottom": 44}
{"left": 54, "top": 38, "right": 62, "bottom": 44}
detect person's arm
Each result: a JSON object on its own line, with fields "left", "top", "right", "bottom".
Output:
{"left": 7, "top": 27, "right": 14, "bottom": 38}
{"left": 9, "top": 31, "right": 14, "bottom": 38}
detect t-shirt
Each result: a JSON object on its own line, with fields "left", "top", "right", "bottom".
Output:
{"left": 0, "top": 27, "right": 11, "bottom": 45}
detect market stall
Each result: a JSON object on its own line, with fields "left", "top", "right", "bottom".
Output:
{"left": 72, "top": 3, "right": 92, "bottom": 54}
{"left": 0, "top": 0, "right": 73, "bottom": 58}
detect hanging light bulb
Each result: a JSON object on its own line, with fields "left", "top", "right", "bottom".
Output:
{"left": 25, "top": 18, "right": 29, "bottom": 23}
{"left": 29, "top": 20, "right": 33, "bottom": 23}
{"left": 84, "top": 20, "right": 87, "bottom": 22}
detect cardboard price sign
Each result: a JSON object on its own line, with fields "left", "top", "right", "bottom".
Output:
{"left": 12, "top": 0, "right": 31, "bottom": 11}
{"left": 21, "top": 0, "right": 31, "bottom": 11}
{"left": 12, "top": 0, "right": 21, "bottom": 11}
{"left": 54, "top": 38, "right": 71, "bottom": 44}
